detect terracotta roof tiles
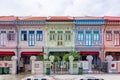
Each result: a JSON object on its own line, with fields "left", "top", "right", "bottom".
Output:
{"left": 75, "top": 16, "right": 104, "bottom": 20}
{"left": 47, "top": 16, "right": 73, "bottom": 20}
{"left": 104, "top": 16, "right": 120, "bottom": 20}
{"left": 0, "top": 16, "right": 17, "bottom": 21}
{"left": 19, "top": 16, "right": 46, "bottom": 20}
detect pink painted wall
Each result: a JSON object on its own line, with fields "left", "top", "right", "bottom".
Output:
{"left": 0, "top": 26, "right": 17, "bottom": 49}
{"left": 104, "top": 25, "right": 120, "bottom": 60}
{"left": 118, "top": 62, "right": 120, "bottom": 73}
{"left": 18, "top": 25, "right": 45, "bottom": 50}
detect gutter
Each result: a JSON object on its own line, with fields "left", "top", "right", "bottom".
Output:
{"left": 15, "top": 19, "right": 20, "bottom": 73}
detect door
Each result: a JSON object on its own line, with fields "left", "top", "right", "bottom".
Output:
{"left": 23, "top": 56, "right": 31, "bottom": 72}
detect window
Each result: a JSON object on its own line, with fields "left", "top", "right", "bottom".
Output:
{"left": 78, "top": 31, "right": 84, "bottom": 41}
{"left": 65, "top": 31, "right": 71, "bottom": 41}
{"left": 50, "top": 31, "right": 55, "bottom": 41}
{"left": 0, "top": 31, "right": 6, "bottom": 46}
{"left": 8, "top": 31, "right": 15, "bottom": 41}
{"left": 106, "top": 31, "right": 112, "bottom": 41}
{"left": 29, "top": 31, "right": 35, "bottom": 46}
{"left": 58, "top": 31, "right": 63, "bottom": 45}
{"left": 114, "top": 31, "right": 119, "bottom": 46}
{"left": 36, "top": 31, "right": 43, "bottom": 41}
{"left": 93, "top": 31, "right": 100, "bottom": 41}
{"left": 58, "top": 31, "right": 63, "bottom": 40}
{"left": 21, "top": 31, "right": 27, "bottom": 41}
{"left": 85, "top": 31, "right": 92, "bottom": 46}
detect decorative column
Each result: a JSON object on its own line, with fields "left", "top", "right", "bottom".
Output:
{"left": 49, "top": 55, "right": 54, "bottom": 74}
{"left": 106, "top": 55, "right": 113, "bottom": 73}
{"left": 86, "top": 55, "right": 93, "bottom": 73}
{"left": 69, "top": 56, "right": 74, "bottom": 74}
{"left": 11, "top": 56, "right": 17, "bottom": 74}
{"left": 30, "top": 56, "right": 36, "bottom": 74}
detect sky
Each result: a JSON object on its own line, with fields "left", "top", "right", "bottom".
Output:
{"left": 0, "top": 0, "right": 120, "bottom": 16}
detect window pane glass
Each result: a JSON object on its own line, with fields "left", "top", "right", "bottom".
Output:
{"left": 93, "top": 31, "right": 99, "bottom": 41}
{"left": 86, "top": 31, "right": 92, "bottom": 46}
{"left": 78, "top": 31, "right": 84, "bottom": 41}
{"left": 36, "top": 31, "right": 43, "bottom": 41}
{"left": 21, "top": 31, "right": 27, "bottom": 41}
{"left": 29, "top": 31, "right": 35, "bottom": 46}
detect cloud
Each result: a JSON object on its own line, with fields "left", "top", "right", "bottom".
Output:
{"left": 0, "top": 0, "right": 119, "bottom": 16}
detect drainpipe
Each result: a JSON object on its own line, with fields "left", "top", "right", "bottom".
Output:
{"left": 103, "top": 19, "right": 107, "bottom": 61}
{"left": 74, "top": 18, "right": 76, "bottom": 52}
{"left": 42, "top": 46, "right": 45, "bottom": 74}
{"left": 15, "top": 19, "right": 20, "bottom": 73}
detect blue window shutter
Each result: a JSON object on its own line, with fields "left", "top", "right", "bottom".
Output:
{"left": 21, "top": 31, "right": 26, "bottom": 34}
{"left": 78, "top": 31, "right": 84, "bottom": 41}
{"left": 93, "top": 31, "right": 100, "bottom": 41}
{"left": 21, "top": 31, "right": 27, "bottom": 41}
{"left": 29, "top": 31, "right": 34, "bottom": 34}
{"left": 36, "top": 31, "right": 43, "bottom": 41}
{"left": 85, "top": 31, "right": 92, "bottom": 46}
{"left": 29, "top": 31, "right": 35, "bottom": 46}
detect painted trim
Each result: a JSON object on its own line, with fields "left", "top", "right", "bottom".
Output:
{"left": 28, "top": 30, "right": 35, "bottom": 46}
{"left": 93, "top": 30, "right": 100, "bottom": 41}
{"left": 36, "top": 30, "right": 43, "bottom": 41}
{"left": 21, "top": 30, "right": 27, "bottom": 41}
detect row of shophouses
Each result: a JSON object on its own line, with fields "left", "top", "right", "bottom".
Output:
{"left": 0, "top": 16, "right": 120, "bottom": 72}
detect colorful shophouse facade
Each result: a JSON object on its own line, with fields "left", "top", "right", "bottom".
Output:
{"left": 17, "top": 17, "right": 46, "bottom": 72}
{"left": 75, "top": 17, "right": 105, "bottom": 65}
{"left": 0, "top": 16, "right": 17, "bottom": 61}
{"left": 1, "top": 16, "right": 120, "bottom": 74}
{"left": 45, "top": 16, "right": 74, "bottom": 60}
{"left": 104, "top": 16, "right": 120, "bottom": 61}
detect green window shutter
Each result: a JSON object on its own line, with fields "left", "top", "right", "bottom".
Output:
{"left": 65, "top": 31, "right": 71, "bottom": 33}
{"left": 49, "top": 31, "right": 55, "bottom": 41}
{"left": 57, "top": 31, "right": 63, "bottom": 41}
{"left": 58, "top": 31, "right": 63, "bottom": 33}
{"left": 50, "top": 31, "right": 55, "bottom": 33}
{"left": 64, "top": 33, "right": 66, "bottom": 41}
{"left": 65, "top": 31, "right": 71, "bottom": 41}
{"left": 55, "top": 33, "right": 57, "bottom": 41}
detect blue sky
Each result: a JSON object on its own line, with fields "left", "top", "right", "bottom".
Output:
{"left": 0, "top": 0, "right": 120, "bottom": 16}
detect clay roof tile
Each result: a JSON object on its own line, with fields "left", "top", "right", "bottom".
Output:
{"left": 19, "top": 16, "right": 46, "bottom": 20}
{"left": 0, "top": 16, "right": 17, "bottom": 21}
{"left": 74, "top": 16, "right": 104, "bottom": 20}
{"left": 47, "top": 16, "right": 73, "bottom": 20}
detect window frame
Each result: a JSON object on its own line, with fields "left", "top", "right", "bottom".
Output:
{"left": 78, "top": 31, "right": 84, "bottom": 41}
{"left": 114, "top": 31, "right": 120, "bottom": 46}
{"left": 0, "top": 31, "right": 6, "bottom": 46}
{"left": 28, "top": 31, "right": 35, "bottom": 46}
{"left": 65, "top": 31, "right": 71, "bottom": 41}
{"left": 106, "top": 31, "right": 112, "bottom": 41}
{"left": 7, "top": 31, "right": 15, "bottom": 41}
{"left": 50, "top": 31, "right": 55, "bottom": 41}
{"left": 21, "top": 30, "right": 27, "bottom": 41}
{"left": 93, "top": 31, "right": 100, "bottom": 41}
{"left": 85, "top": 31, "right": 92, "bottom": 46}
{"left": 36, "top": 31, "right": 43, "bottom": 41}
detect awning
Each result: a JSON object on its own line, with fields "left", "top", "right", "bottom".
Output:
{"left": 80, "top": 52, "right": 99, "bottom": 55}
{"left": 0, "top": 52, "right": 15, "bottom": 55}
{"left": 21, "top": 52, "right": 42, "bottom": 55}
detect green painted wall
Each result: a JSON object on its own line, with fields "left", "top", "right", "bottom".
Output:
{"left": 46, "top": 22, "right": 74, "bottom": 49}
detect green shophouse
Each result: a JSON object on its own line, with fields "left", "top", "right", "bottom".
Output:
{"left": 45, "top": 16, "right": 74, "bottom": 60}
